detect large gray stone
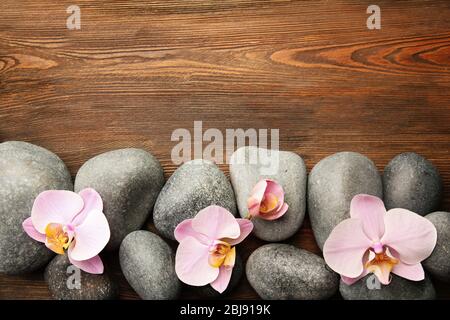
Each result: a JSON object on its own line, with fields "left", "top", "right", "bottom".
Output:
{"left": 229, "top": 146, "right": 307, "bottom": 241}
{"left": 45, "top": 254, "right": 118, "bottom": 300}
{"left": 153, "top": 159, "right": 236, "bottom": 240}
{"left": 119, "top": 230, "right": 181, "bottom": 300}
{"left": 383, "top": 152, "right": 442, "bottom": 215}
{"left": 423, "top": 211, "right": 450, "bottom": 282}
{"left": 75, "top": 148, "right": 164, "bottom": 250}
{"left": 308, "top": 152, "right": 382, "bottom": 250}
{"left": 339, "top": 274, "right": 436, "bottom": 300}
{"left": 246, "top": 244, "right": 339, "bottom": 300}
{"left": 0, "top": 141, "right": 72, "bottom": 274}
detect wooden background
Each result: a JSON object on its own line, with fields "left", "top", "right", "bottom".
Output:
{"left": 0, "top": 0, "right": 449, "bottom": 299}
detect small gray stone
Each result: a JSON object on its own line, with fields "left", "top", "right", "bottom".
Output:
{"left": 308, "top": 152, "right": 382, "bottom": 250}
{"left": 0, "top": 141, "right": 73, "bottom": 274}
{"left": 246, "top": 244, "right": 339, "bottom": 300}
{"left": 45, "top": 254, "right": 118, "bottom": 300}
{"left": 229, "top": 146, "right": 307, "bottom": 241}
{"left": 339, "top": 274, "right": 436, "bottom": 300}
{"left": 383, "top": 153, "right": 442, "bottom": 215}
{"left": 423, "top": 211, "right": 450, "bottom": 282}
{"left": 75, "top": 148, "right": 164, "bottom": 250}
{"left": 153, "top": 159, "right": 236, "bottom": 240}
{"left": 119, "top": 230, "right": 181, "bottom": 300}
{"left": 194, "top": 254, "right": 243, "bottom": 298}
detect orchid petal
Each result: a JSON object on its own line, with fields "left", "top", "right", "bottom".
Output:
{"left": 69, "top": 209, "right": 110, "bottom": 261}
{"left": 341, "top": 269, "right": 369, "bottom": 286}
{"left": 210, "top": 266, "right": 233, "bottom": 293}
{"left": 22, "top": 217, "right": 46, "bottom": 243}
{"left": 265, "top": 179, "right": 285, "bottom": 205}
{"left": 31, "top": 190, "right": 84, "bottom": 234}
{"left": 191, "top": 206, "right": 240, "bottom": 241}
{"left": 392, "top": 261, "right": 425, "bottom": 281}
{"left": 247, "top": 180, "right": 267, "bottom": 217}
{"left": 247, "top": 196, "right": 261, "bottom": 217}
{"left": 226, "top": 219, "right": 253, "bottom": 245}
{"left": 340, "top": 251, "right": 370, "bottom": 285}
{"left": 68, "top": 253, "right": 104, "bottom": 274}
{"left": 350, "top": 194, "right": 386, "bottom": 242}
{"left": 72, "top": 188, "right": 103, "bottom": 226}
{"left": 381, "top": 208, "right": 437, "bottom": 265}
{"left": 175, "top": 236, "right": 219, "bottom": 286}
{"left": 250, "top": 180, "right": 267, "bottom": 203}
{"left": 323, "top": 218, "right": 372, "bottom": 278}
{"left": 174, "top": 219, "right": 210, "bottom": 245}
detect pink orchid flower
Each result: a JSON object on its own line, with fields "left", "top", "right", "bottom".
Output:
{"left": 174, "top": 205, "right": 253, "bottom": 293}
{"left": 22, "top": 188, "right": 110, "bottom": 274}
{"left": 247, "top": 179, "right": 288, "bottom": 220}
{"left": 324, "top": 194, "right": 437, "bottom": 285}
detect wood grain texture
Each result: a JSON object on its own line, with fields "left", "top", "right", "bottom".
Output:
{"left": 0, "top": 0, "right": 449, "bottom": 299}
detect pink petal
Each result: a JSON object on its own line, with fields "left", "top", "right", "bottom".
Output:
{"left": 381, "top": 208, "right": 437, "bottom": 265}
{"left": 350, "top": 194, "right": 386, "bottom": 242}
{"left": 31, "top": 190, "right": 84, "bottom": 234}
{"left": 68, "top": 253, "right": 104, "bottom": 274}
{"left": 323, "top": 218, "right": 371, "bottom": 278}
{"left": 22, "top": 217, "right": 46, "bottom": 243}
{"left": 70, "top": 209, "right": 110, "bottom": 261}
{"left": 210, "top": 266, "right": 233, "bottom": 293}
{"left": 392, "top": 261, "right": 424, "bottom": 281}
{"left": 175, "top": 236, "right": 219, "bottom": 286}
{"left": 174, "top": 219, "right": 210, "bottom": 245}
{"left": 263, "top": 203, "right": 288, "bottom": 221}
{"left": 247, "top": 196, "right": 262, "bottom": 217}
{"left": 250, "top": 180, "right": 268, "bottom": 203}
{"left": 247, "top": 180, "right": 267, "bottom": 217}
{"left": 265, "top": 179, "right": 285, "bottom": 205}
{"left": 72, "top": 188, "right": 103, "bottom": 226}
{"left": 341, "top": 269, "right": 369, "bottom": 286}
{"left": 191, "top": 206, "right": 240, "bottom": 241}
{"left": 340, "top": 251, "right": 370, "bottom": 285}
{"left": 227, "top": 219, "right": 253, "bottom": 245}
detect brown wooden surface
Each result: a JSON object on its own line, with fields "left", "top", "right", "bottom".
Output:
{"left": 0, "top": 0, "right": 449, "bottom": 300}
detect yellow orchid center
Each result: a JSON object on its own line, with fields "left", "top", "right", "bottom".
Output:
{"left": 259, "top": 193, "right": 278, "bottom": 214}
{"left": 365, "top": 249, "right": 398, "bottom": 284}
{"left": 45, "top": 223, "right": 72, "bottom": 255}
{"left": 208, "top": 240, "right": 236, "bottom": 268}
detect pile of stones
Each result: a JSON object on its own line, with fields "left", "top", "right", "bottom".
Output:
{"left": 0, "top": 142, "right": 448, "bottom": 300}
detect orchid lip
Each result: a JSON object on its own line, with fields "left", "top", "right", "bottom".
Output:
{"left": 208, "top": 239, "right": 235, "bottom": 268}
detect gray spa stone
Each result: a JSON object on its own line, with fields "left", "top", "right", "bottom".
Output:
{"left": 229, "top": 146, "right": 307, "bottom": 241}
{"left": 423, "top": 211, "right": 450, "bottom": 282}
{"left": 194, "top": 254, "right": 243, "bottom": 298}
{"left": 308, "top": 152, "right": 382, "bottom": 250}
{"left": 383, "top": 152, "right": 442, "bottom": 215}
{"left": 0, "top": 141, "right": 72, "bottom": 274}
{"left": 75, "top": 148, "right": 164, "bottom": 250}
{"left": 246, "top": 244, "right": 339, "bottom": 300}
{"left": 119, "top": 230, "right": 181, "bottom": 300}
{"left": 45, "top": 254, "right": 118, "bottom": 300}
{"left": 339, "top": 274, "right": 436, "bottom": 300}
{"left": 153, "top": 159, "right": 237, "bottom": 240}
